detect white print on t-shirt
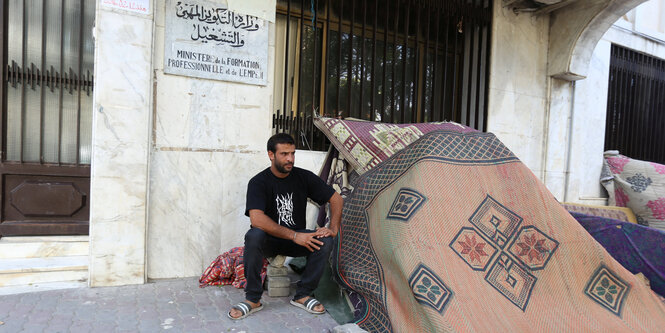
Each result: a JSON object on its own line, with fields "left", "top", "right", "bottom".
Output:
{"left": 276, "top": 193, "right": 295, "bottom": 228}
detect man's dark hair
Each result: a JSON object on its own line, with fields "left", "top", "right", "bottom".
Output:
{"left": 267, "top": 133, "right": 295, "bottom": 152}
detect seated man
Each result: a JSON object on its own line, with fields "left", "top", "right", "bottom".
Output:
{"left": 228, "top": 133, "right": 343, "bottom": 320}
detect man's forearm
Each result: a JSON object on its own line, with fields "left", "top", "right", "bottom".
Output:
{"left": 248, "top": 210, "right": 297, "bottom": 240}
{"left": 328, "top": 192, "right": 343, "bottom": 235}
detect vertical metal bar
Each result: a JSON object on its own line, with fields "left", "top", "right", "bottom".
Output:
{"left": 431, "top": 6, "right": 440, "bottom": 121}
{"left": 282, "top": 1, "right": 291, "bottom": 125}
{"left": 322, "top": 0, "right": 330, "bottom": 116}
{"left": 640, "top": 56, "right": 649, "bottom": 159}
{"left": 297, "top": 0, "right": 305, "bottom": 145}
{"left": 20, "top": 0, "right": 26, "bottom": 162}
{"left": 76, "top": 0, "right": 84, "bottom": 165}
{"left": 400, "top": 4, "right": 409, "bottom": 124}
{"left": 370, "top": 0, "right": 377, "bottom": 121}
{"left": 441, "top": 8, "right": 451, "bottom": 121}
{"left": 412, "top": 2, "right": 420, "bottom": 123}
{"left": 460, "top": 5, "right": 472, "bottom": 127}
{"left": 346, "top": 0, "right": 353, "bottom": 118}
{"left": 310, "top": 0, "right": 318, "bottom": 147}
{"left": 467, "top": 1, "right": 479, "bottom": 129}
{"left": 39, "top": 1, "right": 46, "bottom": 164}
{"left": 358, "top": 0, "right": 365, "bottom": 119}
{"left": 653, "top": 68, "right": 665, "bottom": 164}
{"left": 633, "top": 53, "right": 641, "bottom": 158}
{"left": 615, "top": 46, "right": 623, "bottom": 152}
{"left": 605, "top": 46, "right": 616, "bottom": 151}
{"left": 617, "top": 47, "right": 627, "bottom": 153}
{"left": 480, "top": 0, "right": 491, "bottom": 131}
{"left": 336, "top": 0, "right": 342, "bottom": 117}
{"left": 604, "top": 50, "right": 612, "bottom": 150}
{"left": 420, "top": 2, "right": 430, "bottom": 122}
{"left": 607, "top": 46, "right": 627, "bottom": 149}
{"left": 380, "top": 0, "right": 388, "bottom": 122}
{"left": 390, "top": 0, "right": 398, "bottom": 123}
{"left": 451, "top": 4, "right": 460, "bottom": 123}
{"left": 643, "top": 56, "right": 653, "bottom": 159}
{"left": 623, "top": 50, "right": 635, "bottom": 155}
{"left": 0, "top": 0, "right": 6, "bottom": 162}
{"left": 58, "top": 0, "right": 64, "bottom": 164}
{"left": 654, "top": 64, "right": 664, "bottom": 161}
{"left": 615, "top": 47, "right": 625, "bottom": 152}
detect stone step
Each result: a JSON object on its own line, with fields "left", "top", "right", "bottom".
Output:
{"left": 0, "top": 280, "right": 87, "bottom": 296}
{"left": 0, "top": 256, "right": 88, "bottom": 287}
{"left": 0, "top": 236, "right": 89, "bottom": 259}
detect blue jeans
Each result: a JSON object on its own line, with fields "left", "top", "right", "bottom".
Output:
{"left": 243, "top": 228, "right": 334, "bottom": 303}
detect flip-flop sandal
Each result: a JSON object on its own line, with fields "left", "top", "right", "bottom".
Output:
{"left": 290, "top": 297, "right": 325, "bottom": 314}
{"left": 227, "top": 301, "right": 263, "bottom": 320}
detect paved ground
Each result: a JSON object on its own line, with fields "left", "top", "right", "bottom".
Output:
{"left": 0, "top": 277, "right": 340, "bottom": 333}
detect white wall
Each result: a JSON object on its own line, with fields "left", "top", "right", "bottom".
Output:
{"left": 89, "top": 3, "right": 155, "bottom": 286}
{"left": 486, "top": 4, "right": 550, "bottom": 176}
{"left": 146, "top": 0, "right": 327, "bottom": 279}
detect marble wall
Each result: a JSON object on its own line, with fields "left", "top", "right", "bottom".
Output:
{"left": 146, "top": 0, "right": 327, "bottom": 279}
{"left": 89, "top": 4, "right": 155, "bottom": 286}
{"left": 486, "top": 5, "right": 550, "bottom": 176}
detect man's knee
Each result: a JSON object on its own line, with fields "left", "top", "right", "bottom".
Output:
{"left": 244, "top": 228, "right": 267, "bottom": 248}
{"left": 319, "top": 236, "right": 334, "bottom": 253}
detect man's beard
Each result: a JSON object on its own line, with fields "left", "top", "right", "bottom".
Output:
{"left": 275, "top": 161, "right": 293, "bottom": 174}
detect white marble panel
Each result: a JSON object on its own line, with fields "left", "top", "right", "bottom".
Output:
{"left": 94, "top": 12, "right": 153, "bottom": 109}
{"left": 147, "top": 148, "right": 328, "bottom": 279}
{"left": 153, "top": 55, "right": 272, "bottom": 151}
{"left": 89, "top": 219, "right": 147, "bottom": 286}
{"left": 566, "top": 40, "right": 612, "bottom": 202}
{"left": 489, "top": 5, "right": 550, "bottom": 98}
{"left": 542, "top": 79, "right": 574, "bottom": 200}
{"left": 487, "top": 3, "right": 551, "bottom": 182}
{"left": 146, "top": 151, "right": 190, "bottom": 278}
{"left": 217, "top": 152, "right": 269, "bottom": 251}
{"left": 147, "top": 150, "right": 266, "bottom": 278}
{"left": 486, "top": 88, "right": 547, "bottom": 174}
{"left": 89, "top": 7, "right": 154, "bottom": 286}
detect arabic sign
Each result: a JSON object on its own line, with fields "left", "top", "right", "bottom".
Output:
{"left": 101, "top": 0, "right": 150, "bottom": 14}
{"left": 164, "top": 0, "right": 268, "bottom": 86}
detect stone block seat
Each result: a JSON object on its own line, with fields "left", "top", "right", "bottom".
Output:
{"left": 265, "top": 255, "right": 290, "bottom": 297}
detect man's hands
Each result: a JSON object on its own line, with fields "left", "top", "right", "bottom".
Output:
{"left": 314, "top": 227, "right": 336, "bottom": 239}
{"left": 293, "top": 232, "right": 325, "bottom": 252}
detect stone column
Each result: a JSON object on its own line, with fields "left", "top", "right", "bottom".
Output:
{"left": 89, "top": 3, "right": 155, "bottom": 286}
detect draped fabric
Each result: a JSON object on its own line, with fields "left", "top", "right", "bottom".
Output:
{"left": 332, "top": 130, "right": 665, "bottom": 332}
{"left": 571, "top": 212, "right": 665, "bottom": 298}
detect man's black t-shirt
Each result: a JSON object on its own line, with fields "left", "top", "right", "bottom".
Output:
{"left": 245, "top": 167, "right": 335, "bottom": 230}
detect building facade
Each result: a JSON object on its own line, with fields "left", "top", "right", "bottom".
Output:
{"left": 0, "top": 0, "right": 663, "bottom": 288}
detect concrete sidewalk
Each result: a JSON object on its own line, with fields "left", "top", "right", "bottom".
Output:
{"left": 0, "top": 277, "right": 340, "bottom": 332}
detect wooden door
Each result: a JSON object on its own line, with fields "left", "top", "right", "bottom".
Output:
{"left": 0, "top": 0, "right": 95, "bottom": 236}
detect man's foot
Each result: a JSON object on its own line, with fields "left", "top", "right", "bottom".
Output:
{"left": 290, "top": 296, "right": 325, "bottom": 314}
{"left": 228, "top": 300, "right": 262, "bottom": 320}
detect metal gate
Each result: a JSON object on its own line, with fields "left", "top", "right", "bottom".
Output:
{"left": 606, "top": 44, "right": 665, "bottom": 164}
{"left": 0, "top": 0, "right": 95, "bottom": 236}
{"left": 272, "top": 0, "right": 493, "bottom": 150}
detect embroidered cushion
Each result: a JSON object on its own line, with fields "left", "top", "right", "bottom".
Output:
{"left": 601, "top": 151, "right": 665, "bottom": 231}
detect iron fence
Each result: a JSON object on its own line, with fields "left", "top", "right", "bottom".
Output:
{"left": 606, "top": 44, "right": 665, "bottom": 164}
{"left": 273, "top": 0, "right": 493, "bottom": 150}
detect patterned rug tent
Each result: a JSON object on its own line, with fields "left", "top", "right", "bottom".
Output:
{"left": 333, "top": 130, "right": 665, "bottom": 332}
